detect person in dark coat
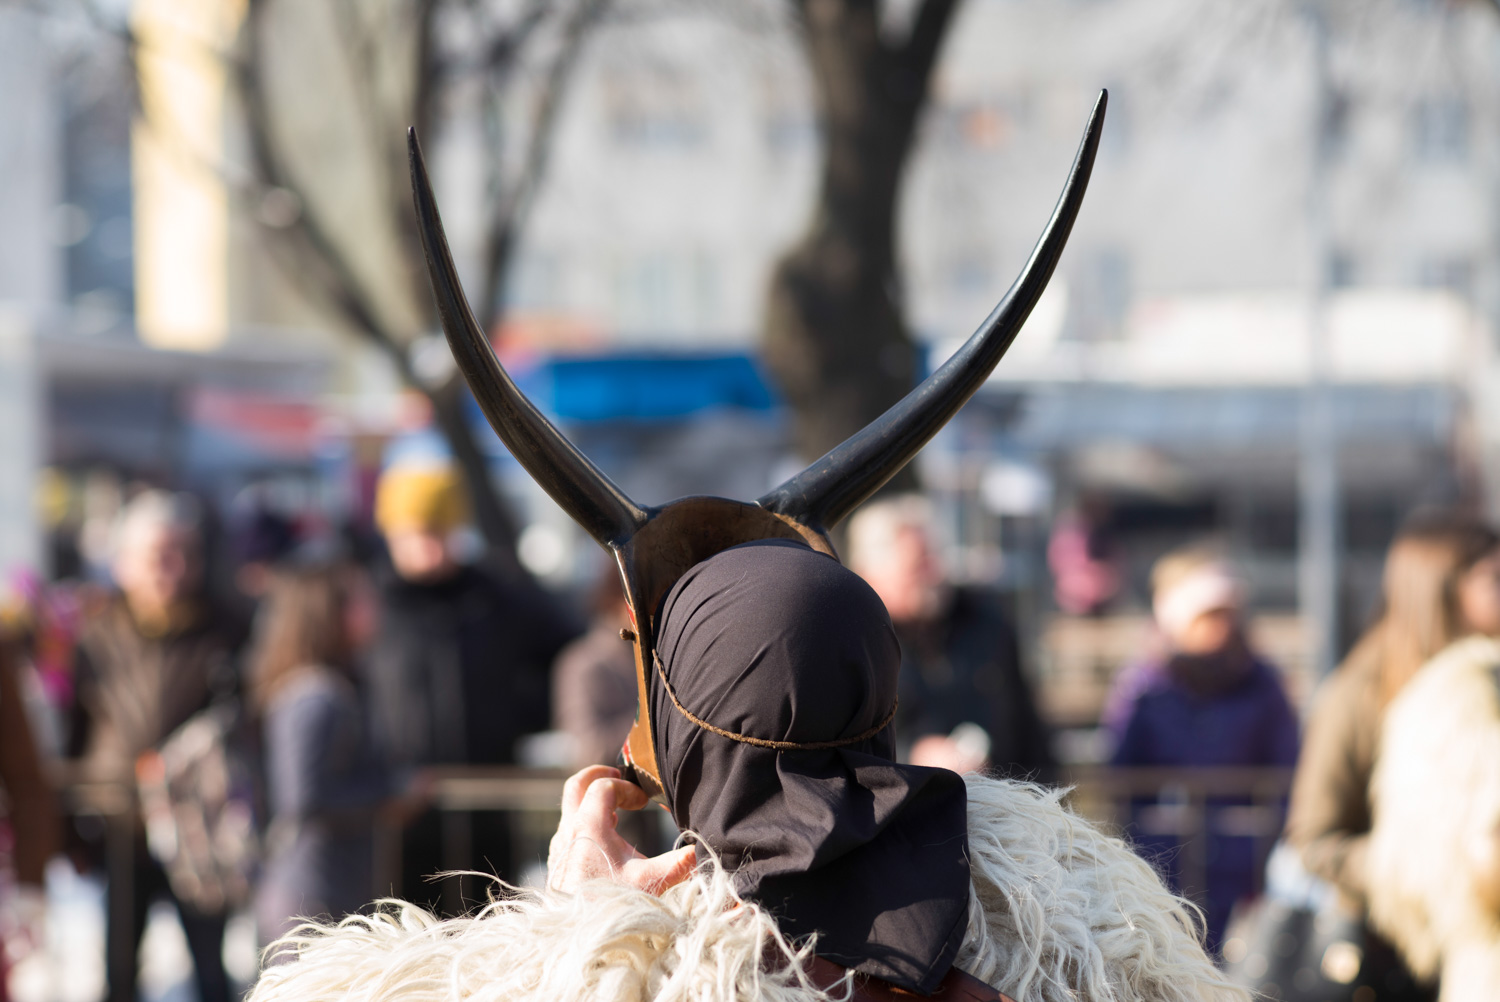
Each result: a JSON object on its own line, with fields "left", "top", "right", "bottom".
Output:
{"left": 848, "top": 495, "right": 1053, "bottom": 778}
{"left": 552, "top": 569, "right": 637, "bottom": 769}
{"left": 1103, "top": 544, "right": 1300, "bottom": 952}
{"left": 67, "top": 491, "right": 243, "bottom": 1002}
{"left": 364, "top": 463, "right": 579, "bottom": 902}
{"left": 250, "top": 562, "right": 414, "bottom": 948}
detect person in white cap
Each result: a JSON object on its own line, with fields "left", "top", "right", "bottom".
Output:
{"left": 1102, "top": 544, "right": 1300, "bottom": 952}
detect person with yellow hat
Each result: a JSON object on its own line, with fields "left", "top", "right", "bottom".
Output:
{"left": 374, "top": 464, "right": 471, "bottom": 582}
{"left": 364, "top": 461, "right": 580, "bottom": 906}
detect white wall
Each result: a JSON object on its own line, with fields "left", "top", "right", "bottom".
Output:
{"left": 0, "top": 9, "right": 55, "bottom": 577}
{"left": 477, "top": 0, "right": 1500, "bottom": 365}
{"left": 0, "top": 8, "right": 62, "bottom": 316}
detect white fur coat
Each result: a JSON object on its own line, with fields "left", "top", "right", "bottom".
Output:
{"left": 1369, "top": 635, "right": 1500, "bottom": 1002}
{"left": 248, "top": 775, "right": 1245, "bottom": 1002}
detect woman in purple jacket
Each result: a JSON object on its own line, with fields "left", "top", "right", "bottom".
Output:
{"left": 1103, "top": 546, "right": 1300, "bottom": 952}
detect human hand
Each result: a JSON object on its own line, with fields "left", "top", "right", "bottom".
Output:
{"left": 909, "top": 734, "right": 987, "bottom": 775}
{"left": 379, "top": 769, "right": 435, "bottom": 828}
{"left": 546, "top": 765, "right": 697, "bottom": 895}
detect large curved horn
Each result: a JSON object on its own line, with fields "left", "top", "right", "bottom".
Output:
{"left": 759, "top": 91, "right": 1107, "bottom": 532}
{"left": 408, "top": 129, "right": 648, "bottom": 549}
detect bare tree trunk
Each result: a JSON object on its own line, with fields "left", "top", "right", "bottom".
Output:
{"left": 227, "top": 0, "right": 604, "bottom": 569}
{"left": 764, "top": 0, "right": 958, "bottom": 483}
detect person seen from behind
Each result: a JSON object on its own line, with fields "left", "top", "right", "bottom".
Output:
{"left": 1319, "top": 515, "right": 1500, "bottom": 1000}
{"left": 848, "top": 495, "right": 1053, "bottom": 778}
{"left": 1285, "top": 513, "right": 1497, "bottom": 918}
{"left": 251, "top": 562, "right": 427, "bottom": 948}
{"left": 1104, "top": 544, "right": 1299, "bottom": 951}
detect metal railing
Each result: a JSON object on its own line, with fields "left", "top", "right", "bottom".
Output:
{"left": 24, "top": 764, "right": 1295, "bottom": 927}
{"left": 1063, "top": 765, "right": 1295, "bottom": 906}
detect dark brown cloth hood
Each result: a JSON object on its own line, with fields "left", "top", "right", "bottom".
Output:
{"left": 653, "top": 539, "right": 971, "bottom": 995}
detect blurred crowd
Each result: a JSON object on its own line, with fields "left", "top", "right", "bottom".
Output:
{"left": 2, "top": 468, "right": 1500, "bottom": 1002}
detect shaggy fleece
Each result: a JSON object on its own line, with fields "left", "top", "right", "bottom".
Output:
{"left": 1369, "top": 635, "right": 1500, "bottom": 1002}
{"left": 248, "top": 775, "right": 1245, "bottom": 1002}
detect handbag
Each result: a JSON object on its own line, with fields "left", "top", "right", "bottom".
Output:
{"left": 136, "top": 699, "right": 259, "bottom": 914}
{"left": 1222, "top": 843, "right": 1431, "bottom": 1002}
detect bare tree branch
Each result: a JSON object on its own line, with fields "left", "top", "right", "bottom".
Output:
{"left": 230, "top": 1, "right": 535, "bottom": 562}
{"left": 477, "top": 0, "right": 609, "bottom": 331}
{"left": 479, "top": 0, "right": 552, "bottom": 76}
{"left": 323, "top": 0, "right": 443, "bottom": 323}
{"left": 329, "top": 0, "right": 397, "bottom": 191}
{"left": 895, "top": 0, "right": 958, "bottom": 92}
{"left": 237, "top": 0, "right": 416, "bottom": 378}
{"left": 222, "top": 0, "right": 613, "bottom": 566}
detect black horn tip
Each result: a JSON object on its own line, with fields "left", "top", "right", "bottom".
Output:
{"left": 405, "top": 121, "right": 648, "bottom": 551}
{"left": 759, "top": 92, "right": 1105, "bottom": 530}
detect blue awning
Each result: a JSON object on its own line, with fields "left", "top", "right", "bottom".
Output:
{"left": 488, "top": 352, "right": 780, "bottom": 423}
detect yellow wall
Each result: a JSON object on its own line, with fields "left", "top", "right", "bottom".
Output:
{"left": 131, "top": 0, "right": 243, "bottom": 350}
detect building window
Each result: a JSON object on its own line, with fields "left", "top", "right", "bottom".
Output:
{"left": 604, "top": 67, "right": 708, "bottom": 152}
{"left": 1321, "top": 89, "right": 1353, "bottom": 161}
{"left": 612, "top": 250, "right": 720, "bottom": 340}
{"left": 62, "top": 46, "right": 135, "bottom": 321}
{"left": 1067, "top": 247, "right": 1132, "bottom": 342}
{"left": 1411, "top": 96, "right": 1468, "bottom": 163}
{"left": 506, "top": 251, "right": 559, "bottom": 310}
{"left": 1417, "top": 255, "right": 1473, "bottom": 297}
{"left": 945, "top": 250, "right": 991, "bottom": 296}
{"left": 1327, "top": 251, "right": 1356, "bottom": 289}
{"left": 765, "top": 112, "right": 817, "bottom": 153}
{"left": 759, "top": 68, "right": 818, "bottom": 156}
{"left": 925, "top": 97, "right": 1022, "bottom": 153}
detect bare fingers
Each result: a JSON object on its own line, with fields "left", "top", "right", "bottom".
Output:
{"left": 620, "top": 845, "right": 699, "bottom": 895}
{"left": 560, "top": 765, "right": 622, "bottom": 817}
{"left": 548, "top": 766, "right": 692, "bottom": 895}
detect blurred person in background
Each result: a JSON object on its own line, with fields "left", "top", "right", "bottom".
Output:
{"left": 67, "top": 490, "right": 245, "bottom": 1002}
{"left": 847, "top": 494, "right": 1052, "bottom": 778}
{"left": 366, "top": 462, "right": 578, "bottom": 900}
{"left": 0, "top": 639, "right": 59, "bottom": 1002}
{"left": 231, "top": 501, "right": 299, "bottom": 603}
{"left": 2, "top": 570, "right": 86, "bottom": 757}
{"left": 1047, "top": 492, "right": 1122, "bottom": 617}
{"left": 251, "top": 562, "right": 424, "bottom": 948}
{"left": 1287, "top": 514, "right": 1500, "bottom": 1000}
{"left": 1285, "top": 514, "right": 1496, "bottom": 918}
{"left": 550, "top": 567, "right": 671, "bottom": 856}
{"left": 1104, "top": 544, "right": 1299, "bottom": 951}
{"left": 552, "top": 569, "right": 637, "bottom": 769}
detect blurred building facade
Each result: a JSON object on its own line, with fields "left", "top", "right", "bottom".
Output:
{"left": 899, "top": 0, "right": 1499, "bottom": 660}
{"left": 7, "top": 0, "right": 1500, "bottom": 670}
{"left": 478, "top": 0, "right": 1500, "bottom": 660}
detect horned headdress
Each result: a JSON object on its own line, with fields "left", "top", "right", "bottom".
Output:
{"left": 407, "top": 92, "right": 1105, "bottom": 803}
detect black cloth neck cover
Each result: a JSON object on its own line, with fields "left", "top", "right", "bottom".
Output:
{"left": 653, "top": 539, "right": 971, "bottom": 995}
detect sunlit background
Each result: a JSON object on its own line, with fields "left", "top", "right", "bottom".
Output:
{"left": 3, "top": 0, "right": 1500, "bottom": 998}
